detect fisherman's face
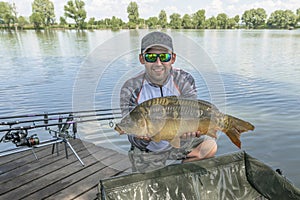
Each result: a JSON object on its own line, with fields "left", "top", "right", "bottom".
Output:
{"left": 139, "top": 46, "right": 176, "bottom": 85}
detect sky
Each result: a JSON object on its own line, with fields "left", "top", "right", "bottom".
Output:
{"left": 8, "top": 0, "right": 300, "bottom": 22}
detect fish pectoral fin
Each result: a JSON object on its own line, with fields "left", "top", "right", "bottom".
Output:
{"left": 170, "top": 136, "right": 181, "bottom": 148}
{"left": 206, "top": 129, "right": 218, "bottom": 138}
{"left": 151, "top": 133, "right": 161, "bottom": 143}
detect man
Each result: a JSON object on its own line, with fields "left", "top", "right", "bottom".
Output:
{"left": 120, "top": 31, "right": 217, "bottom": 172}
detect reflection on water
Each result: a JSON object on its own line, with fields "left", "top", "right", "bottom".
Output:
{"left": 0, "top": 29, "right": 299, "bottom": 187}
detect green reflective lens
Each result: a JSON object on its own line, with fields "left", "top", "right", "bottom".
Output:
{"left": 145, "top": 53, "right": 158, "bottom": 62}
{"left": 159, "top": 53, "right": 171, "bottom": 62}
{"left": 144, "top": 53, "right": 171, "bottom": 63}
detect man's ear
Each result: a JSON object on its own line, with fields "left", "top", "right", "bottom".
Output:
{"left": 171, "top": 53, "right": 176, "bottom": 64}
{"left": 139, "top": 54, "right": 145, "bottom": 64}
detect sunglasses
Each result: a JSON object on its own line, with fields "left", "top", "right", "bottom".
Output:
{"left": 144, "top": 53, "right": 172, "bottom": 63}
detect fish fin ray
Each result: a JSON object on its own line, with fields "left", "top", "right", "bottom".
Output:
{"left": 170, "top": 136, "right": 181, "bottom": 148}
{"left": 223, "top": 115, "right": 255, "bottom": 148}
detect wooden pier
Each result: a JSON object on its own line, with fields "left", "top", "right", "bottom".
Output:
{"left": 0, "top": 139, "right": 130, "bottom": 200}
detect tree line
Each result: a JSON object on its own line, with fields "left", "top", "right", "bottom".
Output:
{"left": 1, "top": 0, "right": 300, "bottom": 30}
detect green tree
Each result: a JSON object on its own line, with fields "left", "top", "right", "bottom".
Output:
{"left": 227, "top": 18, "right": 238, "bottom": 29}
{"left": 146, "top": 17, "right": 158, "bottom": 29}
{"left": 87, "top": 17, "right": 95, "bottom": 29}
{"left": 233, "top": 15, "right": 240, "bottom": 28}
{"left": 216, "top": 13, "right": 228, "bottom": 29}
{"left": 30, "top": 12, "right": 43, "bottom": 29}
{"left": 158, "top": 10, "right": 167, "bottom": 28}
{"left": 205, "top": 16, "right": 217, "bottom": 29}
{"left": 31, "top": 0, "right": 55, "bottom": 27}
{"left": 64, "top": 0, "right": 87, "bottom": 29}
{"left": 296, "top": 8, "right": 300, "bottom": 23}
{"left": 182, "top": 14, "right": 193, "bottom": 29}
{"left": 138, "top": 18, "right": 146, "bottom": 29}
{"left": 97, "top": 19, "right": 105, "bottom": 28}
{"left": 0, "top": 2, "right": 16, "bottom": 28}
{"left": 59, "top": 16, "right": 67, "bottom": 27}
{"left": 104, "top": 18, "right": 111, "bottom": 27}
{"left": 267, "top": 9, "right": 298, "bottom": 29}
{"left": 11, "top": 3, "right": 18, "bottom": 30}
{"left": 18, "top": 16, "right": 29, "bottom": 30}
{"left": 169, "top": 13, "right": 181, "bottom": 29}
{"left": 192, "top": 9, "right": 205, "bottom": 29}
{"left": 111, "top": 16, "right": 124, "bottom": 30}
{"left": 97, "top": 18, "right": 112, "bottom": 28}
{"left": 127, "top": 1, "right": 139, "bottom": 28}
{"left": 234, "top": 15, "right": 240, "bottom": 23}
{"left": 242, "top": 8, "right": 267, "bottom": 29}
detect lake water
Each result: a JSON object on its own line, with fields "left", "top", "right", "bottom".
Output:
{"left": 0, "top": 29, "right": 300, "bottom": 187}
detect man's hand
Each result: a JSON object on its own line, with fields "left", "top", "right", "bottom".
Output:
{"left": 181, "top": 131, "right": 203, "bottom": 139}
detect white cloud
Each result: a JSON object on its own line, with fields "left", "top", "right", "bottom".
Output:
{"left": 227, "top": 0, "right": 240, "bottom": 3}
{"left": 205, "top": 0, "right": 225, "bottom": 17}
{"left": 187, "top": 6, "right": 196, "bottom": 15}
{"left": 165, "top": 6, "right": 181, "bottom": 15}
{"left": 231, "top": 0, "right": 299, "bottom": 17}
{"left": 10, "top": 0, "right": 32, "bottom": 17}
{"left": 86, "top": 0, "right": 160, "bottom": 20}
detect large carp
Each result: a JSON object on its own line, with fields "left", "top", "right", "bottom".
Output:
{"left": 115, "top": 96, "right": 254, "bottom": 148}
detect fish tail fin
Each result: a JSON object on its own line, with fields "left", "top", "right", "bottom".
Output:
{"left": 222, "top": 115, "right": 255, "bottom": 148}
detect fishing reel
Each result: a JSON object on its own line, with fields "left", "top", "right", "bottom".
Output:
{"left": 1, "top": 129, "right": 39, "bottom": 147}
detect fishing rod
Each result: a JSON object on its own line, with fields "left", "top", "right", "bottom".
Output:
{"left": 0, "top": 108, "right": 124, "bottom": 166}
{"left": 0, "top": 114, "right": 83, "bottom": 164}
{"left": 0, "top": 111, "right": 122, "bottom": 127}
{"left": 0, "top": 107, "right": 121, "bottom": 120}
{"left": 0, "top": 116, "right": 121, "bottom": 132}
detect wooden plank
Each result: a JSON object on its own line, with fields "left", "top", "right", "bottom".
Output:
{"left": 109, "top": 156, "right": 131, "bottom": 172}
{"left": 73, "top": 186, "right": 98, "bottom": 200}
{"left": 34, "top": 153, "right": 128, "bottom": 200}
{"left": 54, "top": 167, "right": 123, "bottom": 200}
{"left": 71, "top": 153, "right": 131, "bottom": 200}
{"left": 0, "top": 139, "right": 91, "bottom": 185}
{"left": 0, "top": 144, "right": 119, "bottom": 199}
{"left": 0, "top": 141, "right": 107, "bottom": 196}
{"left": 0, "top": 140, "right": 131, "bottom": 200}
{"left": 0, "top": 139, "right": 81, "bottom": 174}
{"left": 0, "top": 139, "right": 81, "bottom": 165}
{"left": 0, "top": 144, "right": 48, "bottom": 165}
{"left": 22, "top": 152, "right": 119, "bottom": 199}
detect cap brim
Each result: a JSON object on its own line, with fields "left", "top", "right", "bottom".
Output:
{"left": 142, "top": 44, "right": 173, "bottom": 53}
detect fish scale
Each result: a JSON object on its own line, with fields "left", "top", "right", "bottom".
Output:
{"left": 148, "top": 98, "right": 210, "bottom": 119}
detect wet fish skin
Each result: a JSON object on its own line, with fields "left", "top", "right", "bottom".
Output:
{"left": 115, "top": 96, "right": 255, "bottom": 148}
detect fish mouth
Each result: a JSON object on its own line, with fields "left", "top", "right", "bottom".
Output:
{"left": 114, "top": 124, "right": 124, "bottom": 134}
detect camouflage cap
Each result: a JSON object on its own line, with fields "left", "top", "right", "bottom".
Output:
{"left": 141, "top": 31, "right": 174, "bottom": 53}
